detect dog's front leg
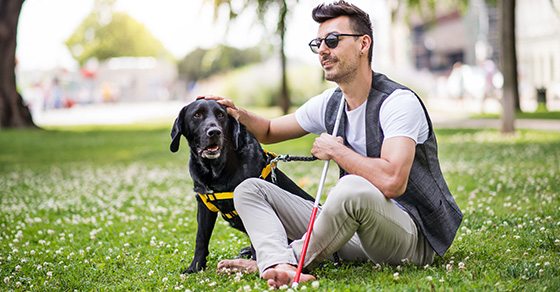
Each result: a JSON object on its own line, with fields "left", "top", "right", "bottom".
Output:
{"left": 184, "top": 196, "right": 218, "bottom": 274}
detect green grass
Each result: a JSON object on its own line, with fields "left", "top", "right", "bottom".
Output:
{"left": 1, "top": 125, "right": 559, "bottom": 291}
{"left": 472, "top": 110, "right": 560, "bottom": 120}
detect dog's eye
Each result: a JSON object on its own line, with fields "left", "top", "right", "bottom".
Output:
{"left": 217, "top": 112, "right": 225, "bottom": 118}
{"left": 194, "top": 112, "right": 202, "bottom": 118}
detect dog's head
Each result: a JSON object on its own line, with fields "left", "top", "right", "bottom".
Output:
{"left": 170, "top": 99, "right": 241, "bottom": 160}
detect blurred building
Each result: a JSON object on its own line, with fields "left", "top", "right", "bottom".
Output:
{"left": 94, "top": 57, "right": 178, "bottom": 102}
{"left": 516, "top": 0, "right": 560, "bottom": 100}
{"left": 388, "top": 0, "right": 560, "bottom": 108}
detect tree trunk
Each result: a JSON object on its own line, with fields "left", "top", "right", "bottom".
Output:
{"left": 278, "top": 0, "right": 290, "bottom": 114}
{"left": 498, "top": 0, "right": 517, "bottom": 134}
{"left": 0, "top": 0, "right": 37, "bottom": 129}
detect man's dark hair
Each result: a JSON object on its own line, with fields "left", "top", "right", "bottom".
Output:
{"left": 312, "top": 1, "right": 374, "bottom": 64}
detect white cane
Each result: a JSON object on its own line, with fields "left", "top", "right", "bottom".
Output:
{"left": 292, "top": 95, "right": 346, "bottom": 288}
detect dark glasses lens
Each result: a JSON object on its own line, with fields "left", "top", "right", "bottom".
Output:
{"left": 324, "top": 34, "right": 340, "bottom": 48}
{"left": 309, "top": 33, "right": 339, "bottom": 54}
{"left": 308, "top": 33, "right": 363, "bottom": 54}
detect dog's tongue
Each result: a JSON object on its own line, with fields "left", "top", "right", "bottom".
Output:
{"left": 201, "top": 145, "right": 221, "bottom": 159}
{"left": 207, "top": 145, "right": 219, "bottom": 151}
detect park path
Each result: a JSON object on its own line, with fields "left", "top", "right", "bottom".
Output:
{"left": 33, "top": 100, "right": 560, "bottom": 132}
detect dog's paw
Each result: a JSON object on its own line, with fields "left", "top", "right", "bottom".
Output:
{"left": 183, "top": 261, "right": 206, "bottom": 274}
{"left": 237, "top": 246, "right": 255, "bottom": 260}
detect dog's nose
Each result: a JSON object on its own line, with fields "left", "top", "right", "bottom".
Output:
{"left": 207, "top": 127, "right": 222, "bottom": 137}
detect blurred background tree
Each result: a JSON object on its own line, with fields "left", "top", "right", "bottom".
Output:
{"left": 0, "top": 0, "right": 36, "bottom": 128}
{"left": 206, "top": 0, "right": 297, "bottom": 114}
{"left": 65, "top": 0, "right": 172, "bottom": 65}
{"left": 178, "top": 45, "right": 264, "bottom": 82}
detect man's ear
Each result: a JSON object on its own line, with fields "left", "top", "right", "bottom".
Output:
{"left": 361, "top": 34, "right": 373, "bottom": 54}
{"left": 170, "top": 106, "right": 188, "bottom": 153}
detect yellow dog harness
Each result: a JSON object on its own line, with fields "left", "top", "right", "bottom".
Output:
{"left": 197, "top": 150, "right": 278, "bottom": 220}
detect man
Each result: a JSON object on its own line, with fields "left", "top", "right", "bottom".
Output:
{"left": 207, "top": 1, "right": 463, "bottom": 289}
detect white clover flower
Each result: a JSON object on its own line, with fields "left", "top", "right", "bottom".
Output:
{"left": 162, "top": 277, "right": 168, "bottom": 282}
{"left": 148, "top": 270, "right": 154, "bottom": 276}
{"left": 124, "top": 243, "right": 130, "bottom": 248}
{"left": 458, "top": 262, "right": 465, "bottom": 269}
{"left": 15, "top": 265, "right": 21, "bottom": 271}
{"left": 393, "top": 272, "right": 400, "bottom": 280}
{"left": 242, "top": 284, "right": 251, "bottom": 291}
{"left": 37, "top": 265, "right": 42, "bottom": 271}
{"left": 426, "top": 276, "right": 433, "bottom": 281}
{"left": 4, "top": 277, "right": 9, "bottom": 283}
{"left": 47, "top": 271, "right": 53, "bottom": 279}
{"left": 279, "top": 284, "right": 289, "bottom": 290}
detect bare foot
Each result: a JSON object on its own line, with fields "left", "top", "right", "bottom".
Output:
{"left": 261, "top": 264, "right": 316, "bottom": 289}
{"left": 217, "top": 258, "right": 258, "bottom": 274}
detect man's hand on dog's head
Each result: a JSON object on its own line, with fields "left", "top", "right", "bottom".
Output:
{"left": 198, "top": 95, "right": 243, "bottom": 120}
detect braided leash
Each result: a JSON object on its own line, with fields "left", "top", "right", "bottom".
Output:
{"left": 269, "top": 154, "right": 317, "bottom": 184}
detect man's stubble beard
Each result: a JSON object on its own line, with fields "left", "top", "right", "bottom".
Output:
{"left": 323, "top": 55, "right": 359, "bottom": 85}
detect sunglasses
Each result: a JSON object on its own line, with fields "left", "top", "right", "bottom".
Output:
{"left": 308, "top": 32, "right": 364, "bottom": 54}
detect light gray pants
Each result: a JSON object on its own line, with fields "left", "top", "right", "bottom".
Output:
{"left": 234, "top": 174, "right": 435, "bottom": 274}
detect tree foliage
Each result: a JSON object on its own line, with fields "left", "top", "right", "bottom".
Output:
{"left": 65, "top": 1, "right": 171, "bottom": 66}
{"left": 178, "top": 45, "right": 263, "bottom": 82}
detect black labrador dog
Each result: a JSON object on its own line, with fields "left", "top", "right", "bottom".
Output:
{"left": 170, "top": 98, "right": 314, "bottom": 274}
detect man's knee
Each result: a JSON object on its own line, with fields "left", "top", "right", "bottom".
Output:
{"left": 233, "top": 177, "right": 265, "bottom": 205}
{"left": 330, "top": 175, "right": 385, "bottom": 202}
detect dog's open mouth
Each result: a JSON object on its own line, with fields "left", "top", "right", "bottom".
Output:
{"left": 200, "top": 144, "right": 221, "bottom": 159}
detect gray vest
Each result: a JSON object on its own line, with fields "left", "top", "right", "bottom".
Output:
{"left": 325, "top": 71, "right": 463, "bottom": 257}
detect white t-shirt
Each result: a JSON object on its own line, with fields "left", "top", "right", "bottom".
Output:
{"left": 295, "top": 88, "right": 429, "bottom": 156}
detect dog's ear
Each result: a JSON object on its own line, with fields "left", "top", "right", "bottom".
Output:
{"left": 170, "top": 106, "right": 187, "bottom": 153}
{"left": 230, "top": 115, "right": 241, "bottom": 150}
